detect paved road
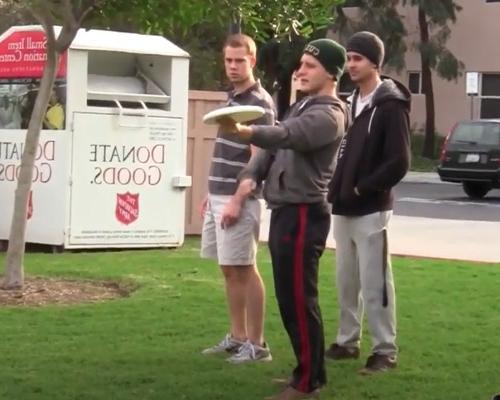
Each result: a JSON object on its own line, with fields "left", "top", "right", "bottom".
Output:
{"left": 394, "top": 182, "right": 500, "bottom": 222}
{"left": 260, "top": 174, "right": 500, "bottom": 262}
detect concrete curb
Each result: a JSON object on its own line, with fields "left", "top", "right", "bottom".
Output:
{"left": 258, "top": 205, "right": 500, "bottom": 264}
{"left": 403, "top": 171, "right": 452, "bottom": 185}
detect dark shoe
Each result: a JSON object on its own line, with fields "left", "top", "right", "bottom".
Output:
{"left": 359, "top": 353, "right": 397, "bottom": 375}
{"left": 325, "top": 343, "right": 360, "bottom": 360}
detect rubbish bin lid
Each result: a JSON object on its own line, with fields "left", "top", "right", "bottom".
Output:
{"left": 71, "top": 29, "right": 189, "bottom": 58}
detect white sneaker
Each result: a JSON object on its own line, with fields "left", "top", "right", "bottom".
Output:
{"left": 226, "top": 340, "right": 273, "bottom": 363}
{"left": 201, "top": 334, "right": 244, "bottom": 355}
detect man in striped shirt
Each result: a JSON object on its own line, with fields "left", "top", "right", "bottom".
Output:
{"left": 200, "top": 34, "right": 276, "bottom": 363}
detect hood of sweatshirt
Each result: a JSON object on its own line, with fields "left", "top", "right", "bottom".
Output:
{"left": 295, "top": 94, "right": 347, "bottom": 111}
{"left": 372, "top": 77, "right": 411, "bottom": 111}
{"left": 292, "top": 94, "right": 349, "bottom": 129}
{"left": 347, "top": 77, "right": 411, "bottom": 113}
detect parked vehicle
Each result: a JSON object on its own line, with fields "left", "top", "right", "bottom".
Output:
{"left": 438, "top": 119, "right": 500, "bottom": 199}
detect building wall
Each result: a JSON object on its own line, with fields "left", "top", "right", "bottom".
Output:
{"left": 390, "top": 0, "right": 500, "bottom": 136}
{"left": 334, "top": 0, "right": 500, "bottom": 136}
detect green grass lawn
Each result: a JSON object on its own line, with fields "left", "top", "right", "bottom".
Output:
{"left": 0, "top": 237, "right": 499, "bottom": 400}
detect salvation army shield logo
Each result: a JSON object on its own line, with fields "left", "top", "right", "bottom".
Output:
{"left": 115, "top": 192, "right": 139, "bottom": 225}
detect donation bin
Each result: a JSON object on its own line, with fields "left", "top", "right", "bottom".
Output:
{"left": 0, "top": 25, "right": 191, "bottom": 249}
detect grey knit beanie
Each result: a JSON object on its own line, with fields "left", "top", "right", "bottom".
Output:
{"left": 346, "top": 31, "right": 385, "bottom": 68}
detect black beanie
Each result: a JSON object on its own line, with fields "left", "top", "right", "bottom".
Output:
{"left": 303, "top": 39, "right": 346, "bottom": 81}
{"left": 346, "top": 31, "right": 385, "bottom": 68}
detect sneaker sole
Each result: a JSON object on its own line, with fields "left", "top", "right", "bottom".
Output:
{"left": 201, "top": 346, "right": 242, "bottom": 356}
{"left": 358, "top": 365, "right": 396, "bottom": 375}
{"left": 226, "top": 354, "right": 273, "bottom": 364}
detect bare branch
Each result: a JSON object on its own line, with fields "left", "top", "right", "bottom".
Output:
{"left": 61, "top": 0, "right": 79, "bottom": 28}
{"left": 28, "top": 3, "right": 56, "bottom": 47}
{"left": 53, "top": 0, "right": 101, "bottom": 52}
{"left": 76, "top": 0, "right": 106, "bottom": 25}
{"left": 78, "top": 4, "right": 98, "bottom": 25}
{"left": 54, "top": 0, "right": 80, "bottom": 52}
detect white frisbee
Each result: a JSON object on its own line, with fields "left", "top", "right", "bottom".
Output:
{"left": 203, "top": 105, "right": 265, "bottom": 125}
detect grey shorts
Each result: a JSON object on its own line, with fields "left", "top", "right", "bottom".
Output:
{"left": 201, "top": 194, "right": 261, "bottom": 266}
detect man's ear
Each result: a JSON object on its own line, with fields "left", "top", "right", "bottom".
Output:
{"left": 249, "top": 55, "right": 257, "bottom": 69}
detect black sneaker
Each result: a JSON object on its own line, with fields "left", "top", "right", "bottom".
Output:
{"left": 359, "top": 353, "right": 397, "bottom": 375}
{"left": 325, "top": 343, "right": 360, "bottom": 360}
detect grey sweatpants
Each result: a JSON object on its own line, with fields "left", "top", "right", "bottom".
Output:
{"left": 333, "top": 211, "right": 397, "bottom": 356}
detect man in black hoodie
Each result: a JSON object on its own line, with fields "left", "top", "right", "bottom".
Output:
{"left": 326, "top": 31, "right": 411, "bottom": 375}
{"left": 219, "top": 39, "right": 348, "bottom": 400}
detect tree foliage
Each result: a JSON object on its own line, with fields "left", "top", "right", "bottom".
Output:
{"left": 93, "top": 0, "right": 343, "bottom": 101}
{"left": 332, "top": 0, "right": 407, "bottom": 71}
{"left": 406, "top": 0, "right": 464, "bottom": 157}
{"left": 334, "top": 0, "right": 463, "bottom": 158}
{"left": 404, "top": 0, "right": 464, "bottom": 81}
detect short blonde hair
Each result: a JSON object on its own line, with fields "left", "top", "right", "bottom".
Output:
{"left": 223, "top": 34, "right": 257, "bottom": 57}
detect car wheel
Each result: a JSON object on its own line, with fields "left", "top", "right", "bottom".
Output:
{"left": 462, "top": 181, "right": 491, "bottom": 199}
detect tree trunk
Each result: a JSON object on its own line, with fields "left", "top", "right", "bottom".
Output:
{"left": 3, "top": 41, "right": 59, "bottom": 289}
{"left": 229, "top": 10, "right": 242, "bottom": 34}
{"left": 418, "top": 6, "right": 436, "bottom": 159}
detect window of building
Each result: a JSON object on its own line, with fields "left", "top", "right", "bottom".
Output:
{"left": 481, "top": 74, "right": 500, "bottom": 96}
{"left": 480, "top": 73, "right": 500, "bottom": 119}
{"left": 480, "top": 99, "right": 500, "bottom": 118}
{"left": 408, "top": 71, "right": 422, "bottom": 94}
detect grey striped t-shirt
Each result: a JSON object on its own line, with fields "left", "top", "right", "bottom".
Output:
{"left": 208, "top": 81, "right": 276, "bottom": 195}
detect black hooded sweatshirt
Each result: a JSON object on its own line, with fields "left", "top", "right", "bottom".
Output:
{"left": 328, "top": 78, "right": 411, "bottom": 216}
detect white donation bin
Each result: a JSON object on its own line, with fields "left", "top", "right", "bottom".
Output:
{"left": 0, "top": 25, "right": 191, "bottom": 249}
